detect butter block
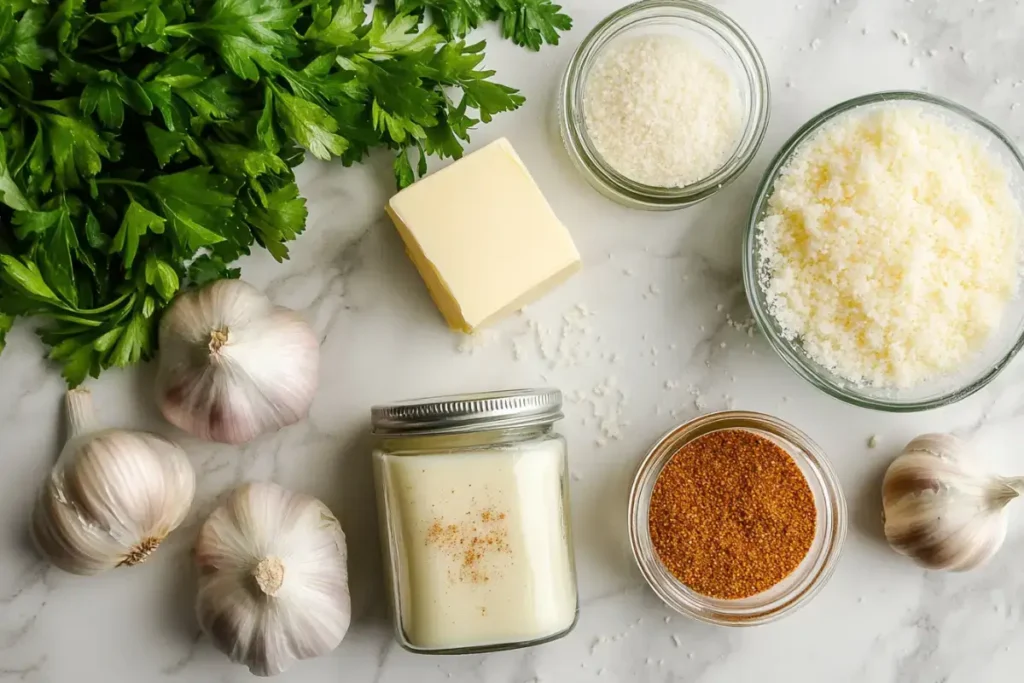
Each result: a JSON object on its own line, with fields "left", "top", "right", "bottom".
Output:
{"left": 386, "top": 138, "right": 581, "bottom": 332}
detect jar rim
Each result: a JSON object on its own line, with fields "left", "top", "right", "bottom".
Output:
{"left": 558, "top": 0, "right": 771, "bottom": 210}
{"left": 370, "top": 388, "right": 564, "bottom": 435}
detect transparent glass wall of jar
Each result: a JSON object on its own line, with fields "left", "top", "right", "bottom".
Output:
{"left": 371, "top": 389, "right": 578, "bottom": 654}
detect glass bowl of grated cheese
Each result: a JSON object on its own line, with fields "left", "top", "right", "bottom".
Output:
{"left": 558, "top": 0, "right": 770, "bottom": 210}
{"left": 744, "top": 91, "right": 1024, "bottom": 411}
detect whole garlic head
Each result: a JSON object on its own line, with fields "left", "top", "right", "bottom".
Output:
{"left": 32, "top": 389, "right": 195, "bottom": 575}
{"left": 882, "top": 433, "right": 1022, "bottom": 571}
{"left": 156, "top": 279, "right": 320, "bottom": 444}
{"left": 195, "top": 482, "right": 351, "bottom": 677}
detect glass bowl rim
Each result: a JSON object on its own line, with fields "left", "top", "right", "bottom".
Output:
{"left": 558, "top": 0, "right": 771, "bottom": 210}
{"left": 627, "top": 410, "right": 848, "bottom": 626}
{"left": 742, "top": 90, "right": 1024, "bottom": 412}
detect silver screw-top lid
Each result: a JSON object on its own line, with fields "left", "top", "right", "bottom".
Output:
{"left": 371, "top": 388, "right": 564, "bottom": 435}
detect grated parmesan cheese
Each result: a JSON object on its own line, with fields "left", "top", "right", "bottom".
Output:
{"left": 758, "top": 105, "right": 1022, "bottom": 387}
{"left": 583, "top": 34, "right": 741, "bottom": 188}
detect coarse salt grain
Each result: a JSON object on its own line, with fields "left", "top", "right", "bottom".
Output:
{"left": 584, "top": 34, "right": 741, "bottom": 188}
{"left": 758, "top": 105, "right": 1021, "bottom": 387}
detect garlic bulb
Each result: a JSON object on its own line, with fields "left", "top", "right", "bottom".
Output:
{"left": 32, "top": 389, "right": 195, "bottom": 575}
{"left": 156, "top": 279, "right": 319, "bottom": 444}
{"left": 882, "top": 433, "right": 1023, "bottom": 571}
{"left": 194, "top": 482, "right": 350, "bottom": 677}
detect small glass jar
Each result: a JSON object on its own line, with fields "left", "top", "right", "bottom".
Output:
{"left": 558, "top": 0, "right": 771, "bottom": 210}
{"left": 371, "top": 389, "right": 578, "bottom": 654}
{"left": 629, "top": 411, "right": 847, "bottom": 625}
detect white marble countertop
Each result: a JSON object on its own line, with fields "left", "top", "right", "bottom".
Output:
{"left": 4, "top": 1, "right": 1024, "bottom": 681}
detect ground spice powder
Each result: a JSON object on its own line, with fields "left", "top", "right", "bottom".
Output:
{"left": 648, "top": 429, "right": 816, "bottom": 599}
{"left": 425, "top": 508, "right": 510, "bottom": 584}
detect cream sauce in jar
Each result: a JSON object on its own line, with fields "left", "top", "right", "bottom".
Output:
{"left": 372, "top": 389, "right": 578, "bottom": 653}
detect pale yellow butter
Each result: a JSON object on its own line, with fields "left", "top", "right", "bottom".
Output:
{"left": 386, "top": 138, "right": 581, "bottom": 332}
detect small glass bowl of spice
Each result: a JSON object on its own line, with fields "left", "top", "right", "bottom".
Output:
{"left": 628, "top": 411, "right": 846, "bottom": 625}
{"left": 558, "top": 0, "right": 770, "bottom": 210}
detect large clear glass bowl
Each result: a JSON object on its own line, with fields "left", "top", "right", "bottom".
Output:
{"left": 744, "top": 91, "right": 1024, "bottom": 411}
{"left": 558, "top": 0, "right": 770, "bottom": 210}
{"left": 628, "top": 411, "right": 847, "bottom": 626}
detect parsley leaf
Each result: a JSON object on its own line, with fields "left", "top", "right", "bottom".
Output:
{"left": 111, "top": 200, "right": 166, "bottom": 268}
{"left": 0, "top": 313, "right": 12, "bottom": 354}
{"left": 45, "top": 113, "right": 114, "bottom": 190}
{"left": 188, "top": 253, "right": 241, "bottom": 286}
{"left": 148, "top": 167, "right": 235, "bottom": 252}
{"left": 272, "top": 87, "right": 349, "bottom": 160}
{"left": 382, "top": 0, "right": 571, "bottom": 49}
{"left": 492, "top": 0, "right": 572, "bottom": 50}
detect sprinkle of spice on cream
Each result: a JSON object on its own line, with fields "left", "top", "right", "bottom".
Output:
{"left": 426, "top": 508, "right": 511, "bottom": 584}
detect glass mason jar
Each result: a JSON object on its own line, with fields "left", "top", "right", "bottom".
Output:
{"left": 371, "top": 388, "right": 578, "bottom": 655}
{"left": 559, "top": 0, "right": 771, "bottom": 210}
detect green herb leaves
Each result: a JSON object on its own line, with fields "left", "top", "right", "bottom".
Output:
{"left": 112, "top": 201, "right": 166, "bottom": 269}
{"left": 383, "top": 0, "right": 572, "bottom": 50}
{"left": 0, "top": 0, "right": 570, "bottom": 384}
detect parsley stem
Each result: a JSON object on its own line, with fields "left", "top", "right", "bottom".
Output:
{"left": 94, "top": 179, "right": 148, "bottom": 190}
{"left": 94, "top": 178, "right": 149, "bottom": 203}
{"left": 78, "top": 44, "right": 119, "bottom": 56}
{"left": 0, "top": 80, "right": 32, "bottom": 104}
{"left": 164, "top": 23, "right": 200, "bottom": 36}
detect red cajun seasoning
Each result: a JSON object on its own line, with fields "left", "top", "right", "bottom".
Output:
{"left": 648, "top": 429, "right": 816, "bottom": 599}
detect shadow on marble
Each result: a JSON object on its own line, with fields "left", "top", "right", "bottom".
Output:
{"left": 848, "top": 448, "right": 891, "bottom": 551}
{"left": 319, "top": 427, "right": 389, "bottom": 629}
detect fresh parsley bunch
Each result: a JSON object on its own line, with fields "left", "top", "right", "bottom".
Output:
{"left": 0, "top": 0, "right": 570, "bottom": 385}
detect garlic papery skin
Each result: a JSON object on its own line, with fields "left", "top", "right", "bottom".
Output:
{"left": 31, "top": 389, "right": 196, "bottom": 575}
{"left": 156, "top": 279, "right": 320, "bottom": 445}
{"left": 194, "top": 482, "right": 350, "bottom": 677}
{"left": 882, "top": 433, "right": 1023, "bottom": 572}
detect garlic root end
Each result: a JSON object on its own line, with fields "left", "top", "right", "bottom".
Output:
{"left": 118, "top": 536, "right": 162, "bottom": 567}
{"left": 209, "top": 329, "right": 230, "bottom": 354}
{"left": 253, "top": 556, "right": 285, "bottom": 596}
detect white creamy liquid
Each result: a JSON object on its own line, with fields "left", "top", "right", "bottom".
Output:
{"left": 377, "top": 439, "right": 577, "bottom": 651}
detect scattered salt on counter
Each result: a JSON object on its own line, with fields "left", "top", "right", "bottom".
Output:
{"left": 457, "top": 329, "right": 499, "bottom": 354}
{"left": 583, "top": 34, "right": 741, "bottom": 188}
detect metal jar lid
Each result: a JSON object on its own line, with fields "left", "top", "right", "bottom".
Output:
{"left": 370, "top": 388, "right": 564, "bottom": 435}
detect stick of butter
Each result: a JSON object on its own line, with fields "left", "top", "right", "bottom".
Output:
{"left": 386, "top": 138, "right": 581, "bottom": 333}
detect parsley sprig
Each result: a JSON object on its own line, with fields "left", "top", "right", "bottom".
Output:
{"left": 0, "top": 0, "right": 571, "bottom": 385}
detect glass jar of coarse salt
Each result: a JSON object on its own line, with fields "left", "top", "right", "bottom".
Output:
{"left": 370, "top": 388, "right": 578, "bottom": 654}
{"left": 559, "top": 0, "right": 770, "bottom": 210}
